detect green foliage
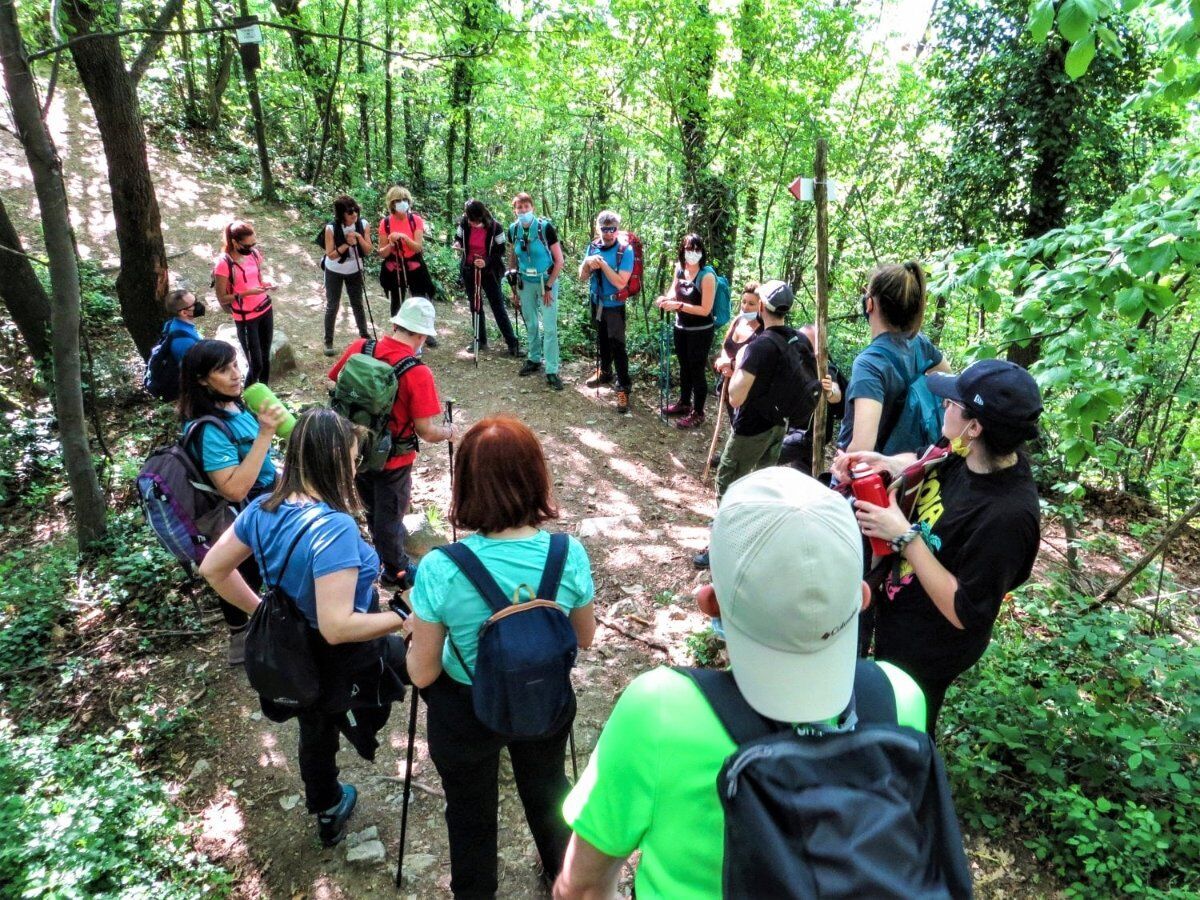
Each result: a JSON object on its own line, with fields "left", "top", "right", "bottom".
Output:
{"left": 943, "top": 579, "right": 1200, "bottom": 895}
{"left": 0, "top": 542, "right": 76, "bottom": 692}
{"left": 685, "top": 626, "right": 726, "bottom": 668}
{"left": 0, "top": 717, "right": 230, "bottom": 898}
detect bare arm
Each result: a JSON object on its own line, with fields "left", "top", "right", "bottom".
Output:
{"left": 553, "top": 834, "right": 626, "bottom": 900}
{"left": 570, "top": 603, "right": 596, "bottom": 649}
{"left": 548, "top": 241, "right": 564, "bottom": 285}
{"left": 927, "top": 357, "right": 951, "bottom": 374}
{"left": 199, "top": 527, "right": 260, "bottom": 614}
{"left": 314, "top": 568, "right": 405, "bottom": 645}
{"left": 413, "top": 415, "right": 455, "bottom": 444}
{"left": 205, "top": 404, "right": 286, "bottom": 503}
{"left": 577, "top": 254, "right": 594, "bottom": 281}
{"left": 400, "top": 223, "right": 424, "bottom": 253}
{"left": 846, "top": 397, "right": 884, "bottom": 453}
{"left": 406, "top": 614, "right": 446, "bottom": 688}
{"left": 596, "top": 256, "right": 631, "bottom": 290}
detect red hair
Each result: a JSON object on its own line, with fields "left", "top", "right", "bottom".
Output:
{"left": 451, "top": 416, "right": 558, "bottom": 534}
{"left": 223, "top": 220, "right": 255, "bottom": 254}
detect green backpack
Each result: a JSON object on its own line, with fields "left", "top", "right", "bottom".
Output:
{"left": 330, "top": 341, "right": 424, "bottom": 471}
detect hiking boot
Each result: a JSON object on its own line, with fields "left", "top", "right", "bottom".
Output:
{"left": 316, "top": 783, "right": 358, "bottom": 847}
{"left": 615, "top": 390, "right": 630, "bottom": 415}
{"left": 546, "top": 373, "right": 564, "bottom": 392}
{"left": 693, "top": 548, "right": 710, "bottom": 569}
{"left": 674, "top": 411, "right": 706, "bottom": 429}
{"left": 323, "top": 343, "right": 337, "bottom": 357}
{"left": 425, "top": 335, "right": 439, "bottom": 349}
{"left": 227, "top": 623, "right": 248, "bottom": 667}
{"left": 508, "top": 344, "right": 525, "bottom": 358}
{"left": 585, "top": 369, "right": 613, "bottom": 388}
{"left": 663, "top": 401, "right": 691, "bottom": 417}
{"left": 519, "top": 360, "right": 542, "bottom": 377}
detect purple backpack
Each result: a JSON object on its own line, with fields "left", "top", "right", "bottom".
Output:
{"left": 137, "top": 416, "right": 237, "bottom": 574}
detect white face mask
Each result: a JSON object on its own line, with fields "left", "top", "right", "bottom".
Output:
{"left": 739, "top": 310, "right": 759, "bottom": 321}
{"left": 684, "top": 250, "right": 702, "bottom": 265}
{"left": 394, "top": 201, "right": 410, "bottom": 214}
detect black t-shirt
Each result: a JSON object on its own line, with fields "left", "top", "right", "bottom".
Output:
{"left": 874, "top": 454, "right": 1040, "bottom": 679}
{"left": 673, "top": 265, "right": 716, "bottom": 330}
{"left": 732, "top": 325, "right": 797, "bottom": 437}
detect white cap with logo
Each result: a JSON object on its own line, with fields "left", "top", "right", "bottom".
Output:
{"left": 391, "top": 296, "right": 437, "bottom": 336}
{"left": 710, "top": 467, "right": 863, "bottom": 722}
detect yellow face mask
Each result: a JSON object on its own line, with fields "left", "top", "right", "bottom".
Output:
{"left": 949, "top": 422, "right": 974, "bottom": 458}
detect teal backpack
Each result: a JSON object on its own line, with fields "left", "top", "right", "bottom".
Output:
{"left": 712, "top": 274, "right": 732, "bottom": 327}
{"left": 875, "top": 342, "right": 945, "bottom": 455}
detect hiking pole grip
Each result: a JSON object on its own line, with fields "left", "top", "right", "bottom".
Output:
{"left": 395, "top": 683, "right": 421, "bottom": 887}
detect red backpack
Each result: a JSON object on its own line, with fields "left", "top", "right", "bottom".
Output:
{"left": 591, "top": 231, "right": 644, "bottom": 303}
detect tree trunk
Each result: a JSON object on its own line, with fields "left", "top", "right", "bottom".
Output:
{"left": 64, "top": 0, "right": 169, "bottom": 359}
{"left": 401, "top": 91, "right": 427, "bottom": 192}
{"left": 312, "top": 0, "right": 351, "bottom": 185}
{"left": 207, "top": 32, "right": 234, "bottom": 131}
{"left": 383, "top": 0, "right": 393, "bottom": 175}
{"left": 356, "top": 0, "right": 370, "bottom": 180}
{"left": 129, "top": 0, "right": 186, "bottom": 86}
{"left": 0, "top": 195, "right": 53, "bottom": 363}
{"left": 273, "top": 0, "right": 340, "bottom": 182}
{"left": 0, "top": 0, "right": 107, "bottom": 546}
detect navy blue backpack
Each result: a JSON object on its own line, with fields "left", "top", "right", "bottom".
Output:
{"left": 438, "top": 533, "right": 578, "bottom": 738}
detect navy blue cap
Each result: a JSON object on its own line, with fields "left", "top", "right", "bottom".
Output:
{"left": 927, "top": 359, "right": 1042, "bottom": 440}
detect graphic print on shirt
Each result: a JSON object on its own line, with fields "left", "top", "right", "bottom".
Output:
{"left": 885, "top": 469, "right": 945, "bottom": 598}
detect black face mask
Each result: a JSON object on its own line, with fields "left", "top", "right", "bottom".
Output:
{"left": 237, "top": 243, "right": 255, "bottom": 254}
{"left": 189, "top": 299, "right": 207, "bottom": 318}
{"left": 860, "top": 293, "right": 870, "bottom": 321}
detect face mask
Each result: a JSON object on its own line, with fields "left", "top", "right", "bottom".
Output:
{"left": 739, "top": 310, "right": 758, "bottom": 322}
{"left": 519, "top": 211, "right": 535, "bottom": 227}
{"left": 395, "top": 201, "right": 410, "bottom": 214}
{"left": 861, "top": 294, "right": 870, "bottom": 321}
{"left": 710, "top": 617, "right": 727, "bottom": 640}
{"left": 237, "top": 242, "right": 255, "bottom": 255}
{"left": 189, "top": 299, "right": 206, "bottom": 318}
{"left": 949, "top": 422, "right": 975, "bottom": 457}
{"left": 684, "top": 250, "right": 702, "bottom": 265}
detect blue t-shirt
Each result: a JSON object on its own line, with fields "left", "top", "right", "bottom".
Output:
{"left": 585, "top": 239, "right": 636, "bottom": 309}
{"left": 166, "top": 318, "right": 200, "bottom": 365}
{"left": 837, "top": 332, "right": 943, "bottom": 450}
{"left": 233, "top": 498, "right": 380, "bottom": 628}
{"left": 410, "top": 531, "right": 595, "bottom": 684}
{"left": 184, "top": 407, "right": 277, "bottom": 491}
{"left": 510, "top": 218, "right": 559, "bottom": 277}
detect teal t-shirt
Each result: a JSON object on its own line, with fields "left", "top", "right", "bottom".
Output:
{"left": 410, "top": 531, "right": 595, "bottom": 684}
{"left": 184, "top": 407, "right": 277, "bottom": 491}
{"left": 562, "top": 663, "right": 926, "bottom": 900}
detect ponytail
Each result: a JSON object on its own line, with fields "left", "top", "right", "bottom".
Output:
{"left": 868, "top": 261, "right": 927, "bottom": 335}
{"left": 223, "top": 220, "right": 254, "bottom": 255}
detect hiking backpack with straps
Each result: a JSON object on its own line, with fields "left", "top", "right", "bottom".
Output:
{"left": 380, "top": 213, "right": 424, "bottom": 290}
{"left": 508, "top": 217, "right": 553, "bottom": 274}
{"left": 210, "top": 250, "right": 270, "bottom": 319}
{"left": 329, "top": 340, "right": 425, "bottom": 471}
{"left": 143, "top": 322, "right": 184, "bottom": 401}
{"left": 712, "top": 273, "right": 732, "bottom": 328}
{"left": 590, "top": 232, "right": 644, "bottom": 303}
{"left": 678, "top": 662, "right": 974, "bottom": 899}
{"left": 876, "top": 342, "right": 945, "bottom": 455}
{"left": 314, "top": 218, "right": 366, "bottom": 269}
{"left": 136, "top": 417, "right": 238, "bottom": 574}
{"left": 750, "top": 330, "right": 824, "bottom": 428}
{"left": 437, "top": 533, "right": 578, "bottom": 738}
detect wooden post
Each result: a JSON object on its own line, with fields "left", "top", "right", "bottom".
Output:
{"left": 810, "top": 138, "right": 830, "bottom": 475}
{"left": 237, "top": 0, "right": 276, "bottom": 201}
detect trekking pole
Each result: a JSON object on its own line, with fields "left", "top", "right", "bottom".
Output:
{"left": 657, "top": 308, "right": 669, "bottom": 423}
{"left": 394, "top": 683, "right": 421, "bottom": 888}
{"left": 569, "top": 725, "right": 579, "bottom": 783}
{"left": 702, "top": 379, "right": 729, "bottom": 484}
{"left": 472, "top": 267, "right": 482, "bottom": 369}
{"left": 444, "top": 399, "right": 457, "bottom": 542}
{"left": 356, "top": 242, "right": 378, "bottom": 341}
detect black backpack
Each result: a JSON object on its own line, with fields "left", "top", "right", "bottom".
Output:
{"left": 751, "top": 329, "right": 823, "bottom": 428}
{"left": 143, "top": 322, "right": 183, "bottom": 401}
{"left": 438, "top": 533, "right": 578, "bottom": 738}
{"left": 679, "top": 662, "right": 973, "bottom": 900}
{"left": 314, "top": 219, "right": 366, "bottom": 269}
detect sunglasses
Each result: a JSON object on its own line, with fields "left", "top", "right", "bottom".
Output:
{"left": 943, "top": 398, "right": 967, "bottom": 412}
{"left": 599, "top": 226, "right": 618, "bottom": 234}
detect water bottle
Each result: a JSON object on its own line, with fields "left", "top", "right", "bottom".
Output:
{"left": 850, "top": 466, "right": 894, "bottom": 557}
{"left": 242, "top": 383, "right": 296, "bottom": 439}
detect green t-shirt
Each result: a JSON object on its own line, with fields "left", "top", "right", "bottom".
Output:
{"left": 410, "top": 531, "right": 595, "bottom": 684}
{"left": 562, "top": 662, "right": 926, "bottom": 900}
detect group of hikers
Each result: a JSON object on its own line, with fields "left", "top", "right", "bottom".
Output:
{"left": 137, "top": 184, "right": 1046, "bottom": 897}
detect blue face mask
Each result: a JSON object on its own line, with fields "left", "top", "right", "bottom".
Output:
{"left": 519, "top": 211, "right": 535, "bottom": 227}
{"left": 710, "top": 617, "right": 727, "bottom": 640}
{"left": 395, "top": 200, "right": 410, "bottom": 214}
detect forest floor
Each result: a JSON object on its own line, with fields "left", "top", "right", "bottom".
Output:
{"left": 5, "top": 84, "right": 1197, "bottom": 898}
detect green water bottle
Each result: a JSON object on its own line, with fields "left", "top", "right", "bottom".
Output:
{"left": 242, "top": 383, "right": 296, "bottom": 439}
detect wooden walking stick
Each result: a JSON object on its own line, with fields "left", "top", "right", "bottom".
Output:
{"left": 702, "top": 379, "right": 729, "bottom": 484}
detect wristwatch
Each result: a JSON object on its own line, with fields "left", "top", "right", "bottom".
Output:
{"left": 890, "top": 525, "right": 921, "bottom": 554}
{"left": 388, "top": 593, "right": 410, "bottom": 620}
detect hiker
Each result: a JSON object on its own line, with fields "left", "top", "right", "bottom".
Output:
{"left": 508, "top": 192, "right": 565, "bottom": 390}
{"left": 838, "top": 262, "right": 950, "bottom": 454}
{"left": 407, "top": 416, "right": 596, "bottom": 897}
{"left": 555, "top": 467, "right": 973, "bottom": 899}
{"left": 713, "top": 281, "right": 763, "bottom": 389}
{"left": 579, "top": 211, "right": 636, "bottom": 414}
{"left": 199, "top": 408, "right": 409, "bottom": 848}
{"left": 654, "top": 233, "right": 716, "bottom": 429}
{"left": 778, "top": 323, "right": 847, "bottom": 475}
{"left": 377, "top": 186, "right": 438, "bottom": 348}
{"left": 834, "top": 358, "right": 1043, "bottom": 734}
{"left": 179, "top": 340, "right": 286, "bottom": 663}
{"left": 453, "top": 199, "right": 520, "bottom": 357}
{"left": 164, "top": 289, "right": 204, "bottom": 364}
{"left": 321, "top": 194, "right": 372, "bottom": 356}
{"left": 212, "top": 220, "right": 275, "bottom": 386}
{"left": 327, "top": 296, "right": 454, "bottom": 590}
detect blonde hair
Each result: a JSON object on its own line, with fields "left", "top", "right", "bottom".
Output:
{"left": 383, "top": 186, "right": 414, "bottom": 215}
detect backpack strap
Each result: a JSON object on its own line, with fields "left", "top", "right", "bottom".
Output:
{"left": 362, "top": 339, "right": 378, "bottom": 359}
{"left": 535, "top": 532, "right": 570, "bottom": 601}
{"left": 851, "top": 659, "right": 897, "bottom": 725}
{"left": 182, "top": 414, "right": 241, "bottom": 490}
{"left": 436, "top": 543, "right": 511, "bottom": 614}
{"left": 391, "top": 355, "right": 423, "bottom": 380}
{"left": 676, "top": 667, "right": 781, "bottom": 743}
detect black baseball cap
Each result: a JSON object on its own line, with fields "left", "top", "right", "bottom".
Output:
{"left": 757, "top": 280, "right": 794, "bottom": 313}
{"left": 927, "top": 359, "right": 1042, "bottom": 441}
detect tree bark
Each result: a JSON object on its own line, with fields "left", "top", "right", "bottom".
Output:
{"left": 0, "top": 0, "right": 107, "bottom": 546}
{"left": 356, "top": 0, "right": 370, "bottom": 180}
{"left": 129, "top": 0, "right": 186, "bottom": 86}
{"left": 206, "top": 31, "right": 234, "bottom": 131}
{"left": 0, "top": 194, "right": 53, "bottom": 363}
{"left": 312, "top": 0, "right": 351, "bottom": 185}
{"left": 63, "top": 0, "right": 170, "bottom": 359}
{"left": 383, "top": 0, "right": 393, "bottom": 175}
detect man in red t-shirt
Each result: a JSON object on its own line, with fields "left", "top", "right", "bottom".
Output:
{"left": 328, "top": 297, "right": 455, "bottom": 588}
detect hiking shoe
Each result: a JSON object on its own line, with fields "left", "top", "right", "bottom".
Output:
{"left": 615, "top": 390, "right": 630, "bottom": 415}
{"left": 674, "top": 411, "right": 706, "bottom": 429}
{"left": 586, "top": 370, "right": 613, "bottom": 388}
{"left": 316, "top": 783, "right": 358, "bottom": 847}
{"left": 227, "top": 624, "right": 248, "bottom": 667}
{"left": 693, "top": 548, "right": 710, "bottom": 569}
{"left": 663, "top": 401, "right": 691, "bottom": 417}
{"left": 508, "top": 344, "right": 525, "bottom": 358}
{"left": 519, "top": 360, "right": 542, "bottom": 377}
{"left": 323, "top": 344, "right": 337, "bottom": 357}
{"left": 426, "top": 335, "right": 439, "bottom": 349}
{"left": 546, "top": 374, "right": 564, "bottom": 391}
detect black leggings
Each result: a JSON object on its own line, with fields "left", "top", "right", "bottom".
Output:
{"left": 235, "top": 307, "right": 273, "bottom": 386}
{"left": 673, "top": 326, "right": 714, "bottom": 411}
{"left": 386, "top": 260, "right": 437, "bottom": 317}
{"left": 467, "top": 270, "right": 517, "bottom": 350}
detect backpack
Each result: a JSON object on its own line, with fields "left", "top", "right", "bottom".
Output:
{"left": 314, "top": 219, "right": 365, "bottom": 269}
{"left": 136, "top": 417, "right": 237, "bottom": 574}
{"left": 590, "top": 232, "right": 644, "bottom": 303}
{"left": 210, "top": 250, "right": 270, "bottom": 319}
{"left": 379, "top": 213, "right": 422, "bottom": 291}
{"left": 144, "top": 321, "right": 183, "bottom": 401}
{"left": 750, "top": 330, "right": 823, "bottom": 428}
{"left": 875, "top": 342, "right": 945, "bottom": 456}
{"left": 329, "top": 340, "right": 424, "bottom": 471}
{"left": 679, "top": 662, "right": 974, "bottom": 900}
{"left": 712, "top": 273, "right": 732, "bottom": 327}
{"left": 438, "top": 533, "right": 578, "bottom": 738}
{"left": 507, "top": 217, "right": 553, "bottom": 270}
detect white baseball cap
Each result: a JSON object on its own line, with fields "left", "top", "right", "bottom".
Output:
{"left": 391, "top": 296, "right": 437, "bottom": 336}
{"left": 710, "top": 467, "right": 863, "bottom": 722}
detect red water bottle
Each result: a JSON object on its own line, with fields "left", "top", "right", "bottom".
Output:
{"left": 851, "top": 466, "right": 894, "bottom": 557}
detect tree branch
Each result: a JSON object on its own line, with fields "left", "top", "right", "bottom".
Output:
{"left": 129, "top": 0, "right": 185, "bottom": 86}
